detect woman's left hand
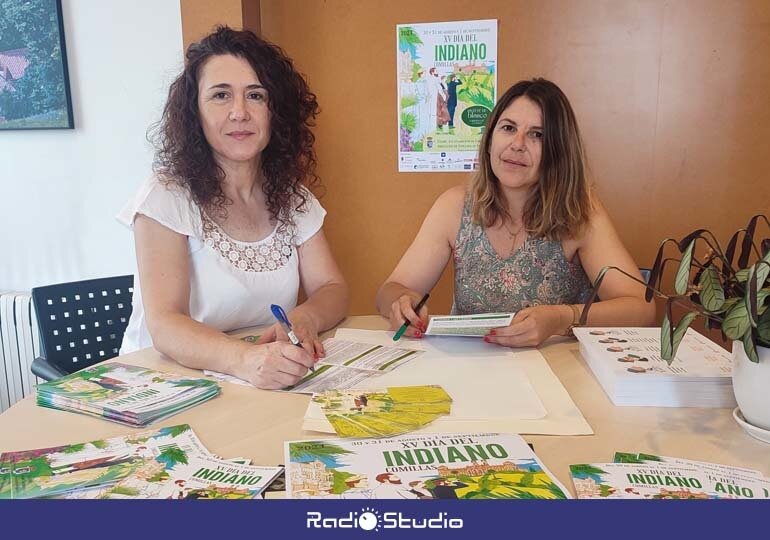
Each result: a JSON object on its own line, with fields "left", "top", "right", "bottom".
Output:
{"left": 257, "top": 311, "right": 325, "bottom": 360}
{"left": 483, "top": 305, "right": 569, "bottom": 348}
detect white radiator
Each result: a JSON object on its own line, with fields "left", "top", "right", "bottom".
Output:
{"left": 0, "top": 292, "right": 42, "bottom": 412}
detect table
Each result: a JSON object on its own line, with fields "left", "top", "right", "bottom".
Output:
{"left": 1, "top": 316, "right": 767, "bottom": 495}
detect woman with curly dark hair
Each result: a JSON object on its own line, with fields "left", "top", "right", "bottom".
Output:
{"left": 117, "top": 27, "right": 348, "bottom": 389}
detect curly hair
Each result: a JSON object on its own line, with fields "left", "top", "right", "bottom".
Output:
{"left": 150, "top": 26, "right": 320, "bottom": 223}
{"left": 469, "top": 78, "right": 592, "bottom": 240}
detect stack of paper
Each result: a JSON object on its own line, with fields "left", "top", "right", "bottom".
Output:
{"left": 570, "top": 453, "right": 770, "bottom": 499}
{"left": 0, "top": 424, "right": 282, "bottom": 500}
{"left": 36, "top": 362, "right": 221, "bottom": 426}
{"left": 285, "top": 432, "right": 570, "bottom": 499}
{"left": 573, "top": 328, "right": 735, "bottom": 407}
{"left": 313, "top": 385, "right": 452, "bottom": 438}
{"left": 0, "top": 425, "right": 205, "bottom": 499}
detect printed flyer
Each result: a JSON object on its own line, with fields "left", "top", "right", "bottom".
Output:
{"left": 286, "top": 432, "right": 570, "bottom": 499}
{"left": 397, "top": 19, "right": 497, "bottom": 172}
{"left": 102, "top": 454, "right": 282, "bottom": 499}
{"left": 570, "top": 461, "right": 770, "bottom": 499}
{"left": 313, "top": 385, "right": 452, "bottom": 438}
{"left": 0, "top": 424, "right": 209, "bottom": 499}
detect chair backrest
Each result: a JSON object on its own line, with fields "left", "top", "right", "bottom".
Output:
{"left": 32, "top": 275, "right": 134, "bottom": 375}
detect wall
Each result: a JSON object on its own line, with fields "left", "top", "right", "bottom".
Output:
{"left": 257, "top": 0, "right": 770, "bottom": 315}
{"left": 32, "top": 1, "right": 762, "bottom": 316}
{"left": 0, "top": 0, "right": 184, "bottom": 292}
{"left": 181, "top": 0, "right": 261, "bottom": 48}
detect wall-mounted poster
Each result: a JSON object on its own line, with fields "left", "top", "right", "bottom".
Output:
{"left": 0, "top": 0, "right": 74, "bottom": 130}
{"left": 397, "top": 19, "right": 497, "bottom": 172}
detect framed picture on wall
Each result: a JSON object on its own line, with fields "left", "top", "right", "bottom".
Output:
{"left": 0, "top": 0, "right": 74, "bottom": 130}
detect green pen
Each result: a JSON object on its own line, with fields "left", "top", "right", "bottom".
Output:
{"left": 393, "top": 293, "right": 430, "bottom": 341}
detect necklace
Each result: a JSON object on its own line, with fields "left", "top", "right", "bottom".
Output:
{"left": 501, "top": 219, "right": 526, "bottom": 256}
{"left": 502, "top": 221, "right": 524, "bottom": 238}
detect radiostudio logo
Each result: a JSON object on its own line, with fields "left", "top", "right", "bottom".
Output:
{"left": 357, "top": 508, "right": 381, "bottom": 531}
{"left": 306, "top": 507, "right": 463, "bottom": 531}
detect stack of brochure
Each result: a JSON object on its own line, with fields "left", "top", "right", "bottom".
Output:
{"left": 570, "top": 452, "right": 770, "bottom": 499}
{"left": 0, "top": 424, "right": 283, "bottom": 499}
{"left": 573, "top": 328, "right": 735, "bottom": 408}
{"left": 285, "top": 432, "right": 571, "bottom": 499}
{"left": 36, "top": 362, "right": 221, "bottom": 426}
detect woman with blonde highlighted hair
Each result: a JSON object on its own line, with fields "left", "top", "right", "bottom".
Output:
{"left": 377, "top": 78, "right": 654, "bottom": 347}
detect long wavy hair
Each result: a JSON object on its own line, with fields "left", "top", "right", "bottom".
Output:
{"left": 469, "top": 78, "right": 592, "bottom": 240}
{"left": 150, "top": 26, "right": 320, "bottom": 223}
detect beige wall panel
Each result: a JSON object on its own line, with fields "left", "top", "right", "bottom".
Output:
{"left": 181, "top": 0, "right": 770, "bottom": 319}
{"left": 180, "top": 0, "right": 244, "bottom": 49}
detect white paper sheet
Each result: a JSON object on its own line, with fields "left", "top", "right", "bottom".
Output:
{"left": 303, "top": 329, "right": 592, "bottom": 436}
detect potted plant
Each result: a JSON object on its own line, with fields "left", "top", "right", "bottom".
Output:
{"left": 580, "top": 215, "right": 770, "bottom": 431}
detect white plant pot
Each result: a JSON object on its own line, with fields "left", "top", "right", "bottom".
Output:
{"left": 732, "top": 341, "right": 770, "bottom": 431}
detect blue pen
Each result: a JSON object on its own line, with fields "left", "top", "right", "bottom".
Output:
{"left": 270, "top": 304, "right": 314, "bottom": 372}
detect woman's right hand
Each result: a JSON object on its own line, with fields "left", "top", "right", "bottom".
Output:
{"left": 389, "top": 293, "right": 429, "bottom": 338}
{"left": 236, "top": 342, "right": 316, "bottom": 390}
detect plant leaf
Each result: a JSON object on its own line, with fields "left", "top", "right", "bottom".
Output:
{"left": 691, "top": 250, "right": 716, "bottom": 288}
{"left": 646, "top": 239, "right": 679, "bottom": 302}
{"left": 717, "top": 297, "right": 740, "bottom": 313}
{"left": 734, "top": 269, "right": 750, "bottom": 282}
{"left": 724, "top": 229, "right": 742, "bottom": 273}
{"left": 758, "top": 306, "right": 770, "bottom": 342}
{"left": 698, "top": 265, "right": 725, "bottom": 312}
{"left": 660, "top": 307, "right": 674, "bottom": 361}
{"left": 677, "top": 229, "right": 707, "bottom": 252}
{"left": 756, "top": 253, "right": 770, "bottom": 287}
{"left": 742, "top": 328, "right": 759, "bottom": 363}
{"left": 660, "top": 307, "right": 697, "bottom": 363}
{"left": 745, "top": 258, "right": 770, "bottom": 327}
{"left": 671, "top": 312, "right": 698, "bottom": 364}
{"left": 738, "top": 215, "right": 761, "bottom": 269}
{"left": 675, "top": 240, "right": 695, "bottom": 295}
{"left": 723, "top": 302, "right": 751, "bottom": 340}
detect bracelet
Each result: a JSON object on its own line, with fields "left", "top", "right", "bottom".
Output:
{"left": 563, "top": 304, "right": 582, "bottom": 337}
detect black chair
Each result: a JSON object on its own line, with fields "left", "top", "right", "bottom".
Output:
{"left": 31, "top": 275, "right": 134, "bottom": 381}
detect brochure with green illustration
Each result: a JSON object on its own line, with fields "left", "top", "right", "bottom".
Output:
{"left": 613, "top": 452, "right": 763, "bottom": 478}
{"left": 102, "top": 454, "right": 282, "bottom": 499}
{"left": 285, "top": 432, "right": 570, "bottom": 499}
{"left": 36, "top": 362, "right": 220, "bottom": 426}
{"left": 0, "top": 424, "right": 208, "bottom": 499}
{"left": 313, "top": 385, "right": 452, "bottom": 438}
{"left": 570, "top": 461, "right": 770, "bottom": 499}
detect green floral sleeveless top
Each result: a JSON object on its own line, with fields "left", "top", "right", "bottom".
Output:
{"left": 452, "top": 194, "right": 593, "bottom": 314}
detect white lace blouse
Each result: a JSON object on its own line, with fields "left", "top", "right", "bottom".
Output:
{"left": 116, "top": 175, "right": 326, "bottom": 353}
